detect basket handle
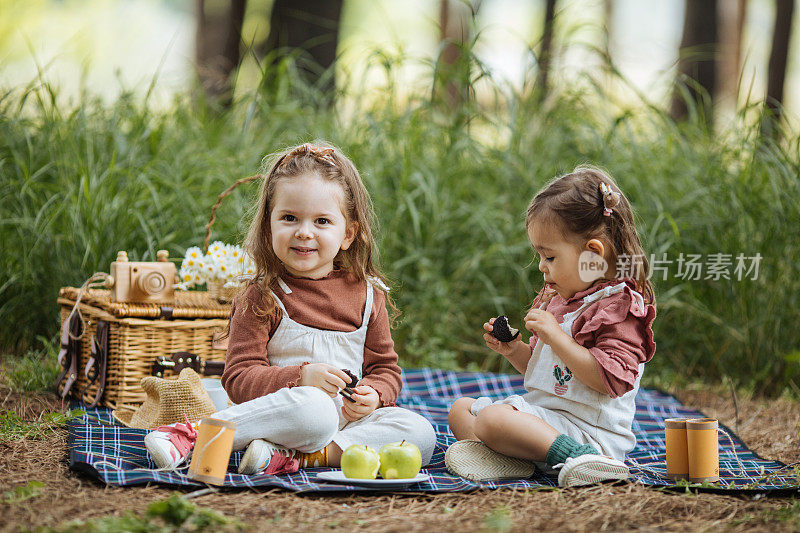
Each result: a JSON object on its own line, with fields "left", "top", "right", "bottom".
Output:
{"left": 203, "top": 174, "right": 265, "bottom": 253}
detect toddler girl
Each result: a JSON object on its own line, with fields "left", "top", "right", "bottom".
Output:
{"left": 145, "top": 142, "right": 436, "bottom": 475}
{"left": 445, "top": 166, "right": 656, "bottom": 487}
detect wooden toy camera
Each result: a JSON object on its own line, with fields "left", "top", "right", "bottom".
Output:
{"left": 105, "top": 250, "right": 177, "bottom": 304}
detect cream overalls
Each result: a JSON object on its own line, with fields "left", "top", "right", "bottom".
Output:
{"left": 471, "top": 282, "right": 644, "bottom": 461}
{"left": 214, "top": 279, "right": 436, "bottom": 465}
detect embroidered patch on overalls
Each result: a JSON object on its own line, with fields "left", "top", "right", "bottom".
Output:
{"left": 553, "top": 364, "right": 572, "bottom": 396}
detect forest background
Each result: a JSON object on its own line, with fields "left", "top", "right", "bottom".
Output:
{"left": 1, "top": 0, "right": 799, "bottom": 398}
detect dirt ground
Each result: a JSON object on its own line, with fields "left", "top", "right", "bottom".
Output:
{"left": 1, "top": 384, "right": 799, "bottom": 533}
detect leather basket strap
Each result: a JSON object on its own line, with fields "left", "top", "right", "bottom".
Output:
{"left": 203, "top": 360, "right": 225, "bottom": 376}
{"left": 82, "top": 320, "right": 109, "bottom": 408}
{"left": 151, "top": 352, "right": 225, "bottom": 378}
{"left": 54, "top": 312, "right": 82, "bottom": 399}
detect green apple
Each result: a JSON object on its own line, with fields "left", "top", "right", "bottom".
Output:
{"left": 340, "top": 445, "right": 380, "bottom": 479}
{"left": 378, "top": 440, "right": 422, "bottom": 479}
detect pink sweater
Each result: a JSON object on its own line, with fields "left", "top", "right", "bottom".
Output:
{"left": 529, "top": 278, "right": 656, "bottom": 398}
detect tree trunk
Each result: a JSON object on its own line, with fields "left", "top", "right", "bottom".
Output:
{"left": 603, "top": 0, "right": 614, "bottom": 59}
{"left": 717, "top": 0, "right": 746, "bottom": 111}
{"left": 263, "top": 0, "right": 343, "bottom": 94}
{"left": 537, "top": 0, "right": 557, "bottom": 100}
{"left": 438, "top": 0, "right": 475, "bottom": 106}
{"left": 670, "top": 0, "right": 718, "bottom": 125}
{"left": 764, "top": 0, "right": 795, "bottom": 133}
{"left": 195, "top": 0, "right": 247, "bottom": 105}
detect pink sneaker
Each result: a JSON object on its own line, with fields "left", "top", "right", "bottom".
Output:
{"left": 144, "top": 419, "right": 197, "bottom": 470}
{"left": 238, "top": 439, "right": 299, "bottom": 476}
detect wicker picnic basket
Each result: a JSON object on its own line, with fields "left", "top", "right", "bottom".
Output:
{"left": 56, "top": 288, "right": 231, "bottom": 411}
{"left": 55, "top": 174, "right": 264, "bottom": 411}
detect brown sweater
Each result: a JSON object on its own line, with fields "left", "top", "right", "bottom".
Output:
{"left": 221, "top": 270, "right": 402, "bottom": 406}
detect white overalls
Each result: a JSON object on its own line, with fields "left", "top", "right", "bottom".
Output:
{"left": 213, "top": 279, "right": 436, "bottom": 465}
{"left": 471, "top": 282, "right": 644, "bottom": 462}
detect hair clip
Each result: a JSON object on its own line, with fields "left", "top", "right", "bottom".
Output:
{"left": 317, "top": 151, "right": 337, "bottom": 167}
{"left": 599, "top": 182, "right": 621, "bottom": 217}
{"left": 278, "top": 143, "right": 337, "bottom": 169}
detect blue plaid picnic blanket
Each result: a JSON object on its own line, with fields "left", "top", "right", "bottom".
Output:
{"left": 68, "top": 368, "right": 798, "bottom": 492}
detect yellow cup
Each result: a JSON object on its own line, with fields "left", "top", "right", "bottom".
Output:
{"left": 686, "top": 418, "right": 719, "bottom": 483}
{"left": 664, "top": 418, "right": 689, "bottom": 481}
{"left": 187, "top": 417, "right": 236, "bottom": 486}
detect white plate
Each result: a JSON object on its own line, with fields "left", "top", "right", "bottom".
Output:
{"left": 315, "top": 470, "right": 430, "bottom": 487}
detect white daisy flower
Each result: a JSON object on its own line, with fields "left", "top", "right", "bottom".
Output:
{"left": 179, "top": 267, "right": 195, "bottom": 286}
{"left": 204, "top": 260, "right": 218, "bottom": 281}
{"left": 180, "top": 242, "right": 252, "bottom": 287}
{"left": 185, "top": 246, "right": 203, "bottom": 261}
{"left": 181, "top": 246, "right": 205, "bottom": 276}
{"left": 181, "top": 258, "right": 201, "bottom": 275}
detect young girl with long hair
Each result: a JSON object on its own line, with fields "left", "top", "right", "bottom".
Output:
{"left": 446, "top": 166, "right": 656, "bottom": 487}
{"left": 145, "top": 142, "right": 436, "bottom": 474}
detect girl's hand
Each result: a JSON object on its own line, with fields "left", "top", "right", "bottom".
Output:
{"left": 298, "top": 363, "right": 350, "bottom": 397}
{"left": 483, "top": 317, "right": 524, "bottom": 356}
{"left": 536, "top": 286, "right": 558, "bottom": 308}
{"left": 524, "top": 309, "right": 564, "bottom": 346}
{"left": 341, "top": 385, "right": 380, "bottom": 422}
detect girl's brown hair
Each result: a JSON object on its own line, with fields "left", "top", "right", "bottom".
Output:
{"left": 243, "top": 141, "right": 393, "bottom": 318}
{"left": 526, "top": 166, "right": 655, "bottom": 305}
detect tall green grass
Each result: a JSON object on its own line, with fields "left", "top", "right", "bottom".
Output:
{"left": 1, "top": 54, "right": 799, "bottom": 395}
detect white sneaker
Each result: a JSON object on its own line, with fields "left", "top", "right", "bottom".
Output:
{"left": 556, "top": 454, "right": 629, "bottom": 487}
{"left": 237, "top": 439, "right": 299, "bottom": 475}
{"left": 445, "top": 440, "right": 536, "bottom": 482}
{"left": 144, "top": 421, "right": 197, "bottom": 470}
